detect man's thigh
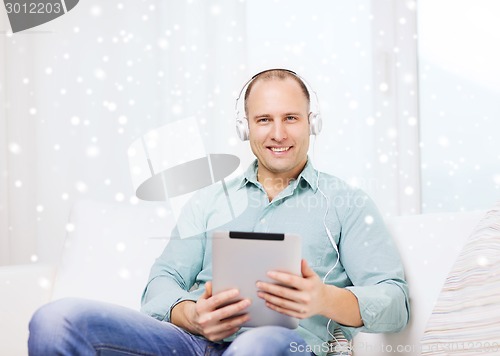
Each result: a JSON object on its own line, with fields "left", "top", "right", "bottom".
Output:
{"left": 29, "top": 298, "right": 226, "bottom": 356}
{"left": 224, "top": 326, "right": 313, "bottom": 356}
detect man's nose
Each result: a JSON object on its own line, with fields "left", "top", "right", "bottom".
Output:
{"left": 271, "top": 120, "right": 287, "bottom": 141}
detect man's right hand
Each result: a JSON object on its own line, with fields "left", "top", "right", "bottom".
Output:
{"left": 170, "top": 281, "right": 251, "bottom": 342}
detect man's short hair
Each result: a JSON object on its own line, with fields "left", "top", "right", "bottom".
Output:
{"left": 244, "top": 69, "right": 310, "bottom": 115}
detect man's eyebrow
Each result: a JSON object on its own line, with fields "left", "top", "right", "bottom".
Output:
{"left": 251, "top": 114, "right": 272, "bottom": 120}
{"left": 251, "top": 112, "right": 305, "bottom": 119}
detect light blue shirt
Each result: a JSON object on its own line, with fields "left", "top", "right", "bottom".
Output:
{"left": 141, "top": 159, "right": 410, "bottom": 356}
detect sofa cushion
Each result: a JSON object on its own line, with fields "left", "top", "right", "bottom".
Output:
{"left": 51, "top": 199, "right": 175, "bottom": 310}
{"left": 352, "top": 210, "right": 484, "bottom": 356}
{"left": 420, "top": 202, "right": 500, "bottom": 354}
{"left": 0, "top": 264, "right": 55, "bottom": 356}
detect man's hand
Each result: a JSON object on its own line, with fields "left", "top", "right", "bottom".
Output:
{"left": 256, "top": 259, "right": 363, "bottom": 327}
{"left": 256, "top": 259, "right": 328, "bottom": 319}
{"left": 171, "top": 281, "right": 251, "bottom": 342}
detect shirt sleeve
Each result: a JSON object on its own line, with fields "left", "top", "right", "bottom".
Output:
{"left": 140, "top": 193, "right": 207, "bottom": 322}
{"left": 140, "top": 229, "right": 205, "bottom": 321}
{"left": 338, "top": 189, "right": 410, "bottom": 336}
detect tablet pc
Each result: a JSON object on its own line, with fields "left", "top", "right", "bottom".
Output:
{"left": 212, "top": 231, "right": 301, "bottom": 329}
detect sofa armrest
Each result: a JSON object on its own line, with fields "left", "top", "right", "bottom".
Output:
{"left": 0, "top": 264, "right": 56, "bottom": 356}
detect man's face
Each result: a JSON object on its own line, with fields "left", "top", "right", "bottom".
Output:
{"left": 246, "top": 78, "right": 310, "bottom": 181}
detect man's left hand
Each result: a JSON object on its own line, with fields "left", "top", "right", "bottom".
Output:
{"left": 256, "top": 259, "right": 327, "bottom": 319}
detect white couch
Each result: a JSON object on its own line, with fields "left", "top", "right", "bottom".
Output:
{"left": 0, "top": 199, "right": 485, "bottom": 356}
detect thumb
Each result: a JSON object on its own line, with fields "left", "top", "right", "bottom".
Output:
{"left": 301, "top": 259, "right": 316, "bottom": 278}
{"left": 201, "top": 281, "right": 213, "bottom": 300}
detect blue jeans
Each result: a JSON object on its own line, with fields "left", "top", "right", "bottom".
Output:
{"left": 28, "top": 298, "right": 313, "bottom": 355}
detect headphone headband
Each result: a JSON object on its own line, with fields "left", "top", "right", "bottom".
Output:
{"left": 235, "top": 69, "right": 322, "bottom": 141}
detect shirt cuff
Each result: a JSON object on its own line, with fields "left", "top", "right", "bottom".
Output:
{"left": 166, "top": 297, "right": 197, "bottom": 322}
{"left": 345, "top": 284, "right": 408, "bottom": 333}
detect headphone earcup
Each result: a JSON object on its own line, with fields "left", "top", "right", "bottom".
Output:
{"left": 309, "top": 112, "right": 322, "bottom": 136}
{"left": 236, "top": 119, "right": 250, "bottom": 141}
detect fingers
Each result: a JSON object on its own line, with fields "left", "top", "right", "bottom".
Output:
{"left": 266, "top": 261, "right": 318, "bottom": 287}
{"left": 204, "top": 288, "right": 241, "bottom": 311}
{"left": 198, "top": 297, "right": 250, "bottom": 324}
{"left": 256, "top": 282, "right": 310, "bottom": 318}
{"left": 212, "top": 298, "right": 251, "bottom": 322}
{"left": 257, "top": 290, "right": 307, "bottom": 316}
{"left": 200, "top": 281, "right": 213, "bottom": 301}
{"left": 256, "top": 264, "right": 322, "bottom": 320}
{"left": 256, "top": 280, "right": 304, "bottom": 303}
{"left": 198, "top": 287, "right": 240, "bottom": 314}
{"left": 256, "top": 281, "right": 309, "bottom": 317}
{"left": 301, "top": 259, "right": 316, "bottom": 278}
{"left": 205, "top": 281, "right": 212, "bottom": 297}
{"left": 194, "top": 285, "right": 252, "bottom": 342}
{"left": 201, "top": 312, "right": 250, "bottom": 341}
{"left": 197, "top": 298, "right": 251, "bottom": 342}
{"left": 263, "top": 297, "right": 309, "bottom": 319}
{"left": 266, "top": 270, "right": 303, "bottom": 289}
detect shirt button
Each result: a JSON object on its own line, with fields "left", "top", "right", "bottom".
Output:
{"left": 260, "top": 218, "right": 266, "bottom": 223}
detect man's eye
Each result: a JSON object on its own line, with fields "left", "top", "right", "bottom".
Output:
{"left": 257, "top": 118, "right": 269, "bottom": 123}
{"left": 286, "top": 116, "right": 297, "bottom": 121}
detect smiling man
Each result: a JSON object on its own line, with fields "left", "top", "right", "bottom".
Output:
{"left": 241, "top": 71, "right": 370, "bottom": 328}
{"left": 28, "top": 69, "right": 409, "bottom": 356}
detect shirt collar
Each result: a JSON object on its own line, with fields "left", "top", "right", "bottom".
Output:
{"left": 237, "top": 157, "right": 318, "bottom": 192}
{"left": 237, "top": 160, "right": 259, "bottom": 189}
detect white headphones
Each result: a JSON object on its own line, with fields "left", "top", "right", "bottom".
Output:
{"left": 235, "top": 69, "right": 322, "bottom": 141}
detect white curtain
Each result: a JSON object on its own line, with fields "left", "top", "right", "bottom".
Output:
{"left": 0, "top": 0, "right": 419, "bottom": 265}
{"left": 419, "top": 0, "right": 500, "bottom": 212}
{"left": 0, "top": 33, "right": 9, "bottom": 262}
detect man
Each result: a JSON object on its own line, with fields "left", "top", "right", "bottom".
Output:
{"left": 29, "top": 69, "right": 409, "bottom": 356}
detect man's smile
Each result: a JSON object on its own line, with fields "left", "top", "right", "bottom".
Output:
{"left": 268, "top": 146, "right": 292, "bottom": 153}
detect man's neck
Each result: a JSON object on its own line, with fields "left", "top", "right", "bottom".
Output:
{"left": 257, "top": 175, "right": 291, "bottom": 201}
{"left": 256, "top": 162, "right": 307, "bottom": 201}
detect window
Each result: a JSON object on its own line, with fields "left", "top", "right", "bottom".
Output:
{"left": 418, "top": 0, "right": 500, "bottom": 212}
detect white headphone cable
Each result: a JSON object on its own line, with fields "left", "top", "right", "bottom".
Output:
{"left": 312, "top": 137, "right": 349, "bottom": 355}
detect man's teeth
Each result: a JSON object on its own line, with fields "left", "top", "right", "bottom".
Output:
{"left": 271, "top": 147, "right": 290, "bottom": 152}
